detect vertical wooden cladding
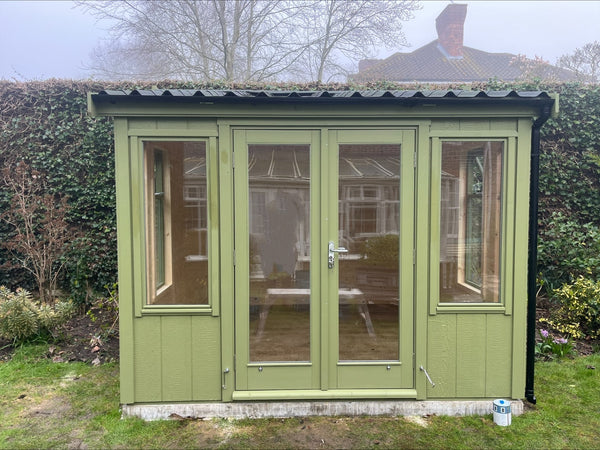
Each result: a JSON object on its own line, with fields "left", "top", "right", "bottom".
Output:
{"left": 427, "top": 314, "right": 513, "bottom": 398}
{"left": 122, "top": 117, "right": 222, "bottom": 404}
{"left": 426, "top": 117, "right": 525, "bottom": 399}
{"left": 133, "top": 316, "right": 221, "bottom": 402}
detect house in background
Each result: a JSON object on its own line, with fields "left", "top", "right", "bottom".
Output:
{"left": 353, "top": 3, "right": 576, "bottom": 83}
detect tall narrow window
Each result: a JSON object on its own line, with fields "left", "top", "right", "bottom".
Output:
{"left": 145, "top": 141, "right": 209, "bottom": 305}
{"left": 154, "top": 151, "right": 166, "bottom": 289}
{"left": 440, "top": 141, "right": 503, "bottom": 303}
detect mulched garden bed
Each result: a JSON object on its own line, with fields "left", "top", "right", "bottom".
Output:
{"left": 0, "top": 304, "right": 119, "bottom": 364}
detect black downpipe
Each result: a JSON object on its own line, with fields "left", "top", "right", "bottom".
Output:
{"left": 526, "top": 103, "right": 553, "bottom": 404}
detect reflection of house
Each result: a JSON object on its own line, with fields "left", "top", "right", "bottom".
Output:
{"left": 247, "top": 144, "right": 401, "bottom": 272}
{"left": 338, "top": 145, "right": 400, "bottom": 253}
{"left": 353, "top": 3, "right": 577, "bottom": 83}
{"left": 248, "top": 145, "right": 310, "bottom": 280}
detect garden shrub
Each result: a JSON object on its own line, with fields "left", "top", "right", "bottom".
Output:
{"left": 0, "top": 286, "right": 75, "bottom": 343}
{"left": 537, "top": 211, "right": 600, "bottom": 291}
{"left": 543, "top": 275, "right": 600, "bottom": 339}
{"left": 360, "top": 234, "right": 399, "bottom": 267}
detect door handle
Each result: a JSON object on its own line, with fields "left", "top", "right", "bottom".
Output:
{"left": 328, "top": 241, "right": 348, "bottom": 269}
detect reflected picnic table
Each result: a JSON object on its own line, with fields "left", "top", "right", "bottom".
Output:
{"left": 252, "top": 288, "right": 376, "bottom": 339}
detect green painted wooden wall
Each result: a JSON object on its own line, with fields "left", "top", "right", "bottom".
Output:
{"left": 423, "top": 117, "right": 531, "bottom": 400}
{"left": 110, "top": 107, "right": 535, "bottom": 405}
{"left": 132, "top": 316, "right": 221, "bottom": 402}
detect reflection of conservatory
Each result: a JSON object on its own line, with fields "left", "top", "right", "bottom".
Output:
{"left": 247, "top": 144, "right": 402, "bottom": 282}
{"left": 89, "top": 88, "right": 556, "bottom": 420}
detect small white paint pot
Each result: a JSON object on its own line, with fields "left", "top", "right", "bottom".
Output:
{"left": 492, "top": 399, "right": 512, "bottom": 426}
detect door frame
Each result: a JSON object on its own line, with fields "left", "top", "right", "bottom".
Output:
{"left": 326, "top": 129, "right": 415, "bottom": 390}
{"left": 230, "top": 125, "right": 418, "bottom": 398}
{"left": 233, "top": 129, "right": 322, "bottom": 391}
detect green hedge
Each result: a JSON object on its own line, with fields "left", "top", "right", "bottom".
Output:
{"left": 0, "top": 81, "right": 117, "bottom": 301}
{"left": 1, "top": 80, "right": 599, "bottom": 300}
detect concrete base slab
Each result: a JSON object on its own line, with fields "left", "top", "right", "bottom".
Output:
{"left": 122, "top": 399, "right": 524, "bottom": 421}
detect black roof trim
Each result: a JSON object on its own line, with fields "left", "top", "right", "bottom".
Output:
{"left": 92, "top": 89, "right": 554, "bottom": 108}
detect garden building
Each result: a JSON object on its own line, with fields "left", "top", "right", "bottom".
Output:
{"left": 88, "top": 89, "right": 556, "bottom": 419}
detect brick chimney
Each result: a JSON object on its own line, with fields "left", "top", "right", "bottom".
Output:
{"left": 436, "top": 3, "right": 468, "bottom": 58}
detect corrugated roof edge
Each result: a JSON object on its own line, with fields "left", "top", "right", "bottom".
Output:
{"left": 88, "top": 89, "right": 557, "bottom": 118}
{"left": 94, "top": 89, "right": 550, "bottom": 100}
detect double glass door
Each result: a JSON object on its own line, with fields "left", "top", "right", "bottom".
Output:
{"left": 233, "top": 129, "right": 414, "bottom": 392}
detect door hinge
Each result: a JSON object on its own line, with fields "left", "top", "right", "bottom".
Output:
{"left": 233, "top": 249, "right": 236, "bottom": 266}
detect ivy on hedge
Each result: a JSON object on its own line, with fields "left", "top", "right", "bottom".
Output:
{"left": 1, "top": 79, "right": 599, "bottom": 300}
{"left": 0, "top": 81, "right": 117, "bottom": 301}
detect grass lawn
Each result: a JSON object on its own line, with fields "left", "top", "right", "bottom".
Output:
{"left": 1, "top": 345, "right": 599, "bottom": 449}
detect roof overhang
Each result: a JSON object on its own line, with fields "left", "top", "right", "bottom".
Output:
{"left": 88, "top": 89, "right": 557, "bottom": 119}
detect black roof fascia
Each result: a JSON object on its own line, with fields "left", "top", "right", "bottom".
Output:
{"left": 90, "top": 89, "right": 554, "bottom": 107}
{"left": 90, "top": 91, "right": 555, "bottom": 114}
{"left": 88, "top": 90, "right": 557, "bottom": 120}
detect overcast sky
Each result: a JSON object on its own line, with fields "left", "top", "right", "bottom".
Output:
{"left": 1, "top": 0, "right": 599, "bottom": 81}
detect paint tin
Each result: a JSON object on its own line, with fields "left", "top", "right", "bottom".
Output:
{"left": 492, "top": 399, "right": 512, "bottom": 426}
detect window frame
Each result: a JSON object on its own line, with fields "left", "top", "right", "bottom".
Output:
{"left": 138, "top": 137, "right": 218, "bottom": 316}
{"left": 430, "top": 137, "right": 513, "bottom": 315}
{"left": 146, "top": 146, "right": 173, "bottom": 300}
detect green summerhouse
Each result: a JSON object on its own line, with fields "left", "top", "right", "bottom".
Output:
{"left": 88, "top": 89, "right": 556, "bottom": 420}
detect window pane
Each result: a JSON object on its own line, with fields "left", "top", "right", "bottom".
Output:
{"left": 248, "top": 144, "right": 311, "bottom": 362}
{"left": 338, "top": 144, "right": 400, "bottom": 361}
{"left": 440, "top": 141, "right": 503, "bottom": 303}
{"left": 145, "top": 141, "right": 209, "bottom": 305}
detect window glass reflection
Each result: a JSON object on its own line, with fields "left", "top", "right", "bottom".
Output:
{"left": 440, "top": 141, "right": 503, "bottom": 303}
{"left": 144, "top": 141, "right": 209, "bottom": 305}
{"left": 338, "top": 144, "right": 401, "bottom": 361}
{"left": 248, "top": 145, "right": 311, "bottom": 362}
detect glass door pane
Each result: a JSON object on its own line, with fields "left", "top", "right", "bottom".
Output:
{"left": 338, "top": 144, "right": 401, "bottom": 361}
{"left": 248, "top": 144, "right": 311, "bottom": 362}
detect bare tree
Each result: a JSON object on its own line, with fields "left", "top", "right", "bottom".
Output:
{"left": 557, "top": 41, "right": 600, "bottom": 82}
{"left": 0, "top": 163, "right": 73, "bottom": 304}
{"left": 510, "top": 54, "right": 562, "bottom": 82}
{"left": 80, "top": 0, "right": 420, "bottom": 83}
{"left": 293, "top": 0, "right": 419, "bottom": 83}
{"left": 81, "top": 0, "right": 307, "bottom": 81}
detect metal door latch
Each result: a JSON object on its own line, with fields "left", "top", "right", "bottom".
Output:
{"left": 222, "top": 368, "right": 230, "bottom": 390}
{"left": 328, "top": 241, "right": 348, "bottom": 268}
{"left": 420, "top": 365, "right": 436, "bottom": 388}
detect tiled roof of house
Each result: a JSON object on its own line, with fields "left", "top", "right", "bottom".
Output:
{"left": 352, "top": 40, "right": 577, "bottom": 83}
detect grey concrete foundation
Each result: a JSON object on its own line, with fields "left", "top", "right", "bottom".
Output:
{"left": 122, "top": 400, "right": 524, "bottom": 421}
